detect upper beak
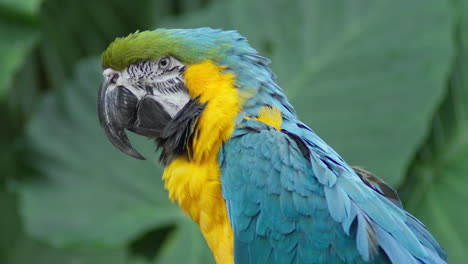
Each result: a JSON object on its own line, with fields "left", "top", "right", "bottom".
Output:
{"left": 97, "top": 76, "right": 146, "bottom": 160}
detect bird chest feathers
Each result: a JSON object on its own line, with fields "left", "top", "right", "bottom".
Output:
{"left": 162, "top": 60, "right": 242, "bottom": 264}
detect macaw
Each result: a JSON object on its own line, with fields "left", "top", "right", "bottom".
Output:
{"left": 97, "top": 28, "right": 446, "bottom": 264}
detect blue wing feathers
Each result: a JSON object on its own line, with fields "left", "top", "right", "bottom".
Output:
{"left": 405, "top": 214, "right": 447, "bottom": 261}
{"left": 233, "top": 240, "right": 250, "bottom": 264}
{"left": 292, "top": 192, "right": 315, "bottom": 216}
{"left": 336, "top": 177, "right": 433, "bottom": 262}
{"left": 325, "top": 186, "right": 351, "bottom": 223}
{"left": 341, "top": 204, "right": 358, "bottom": 236}
{"left": 374, "top": 225, "right": 420, "bottom": 264}
{"left": 221, "top": 118, "right": 446, "bottom": 263}
{"left": 280, "top": 189, "right": 300, "bottom": 218}
{"left": 310, "top": 153, "right": 338, "bottom": 187}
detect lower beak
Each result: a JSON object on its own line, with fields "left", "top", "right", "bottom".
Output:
{"left": 97, "top": 77, "right": 146, "bottom": 160}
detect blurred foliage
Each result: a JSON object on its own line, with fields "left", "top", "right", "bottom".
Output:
{"left": 400, "top": 0, "right": 468, "bottom": 262}
{"left": 0, "top": 0, "right": 466, "bottom": 263}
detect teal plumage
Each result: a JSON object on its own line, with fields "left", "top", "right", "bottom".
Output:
{"left": 221, "top": 120, "right": 445, "bottom": 263}
{"left": 101, "top": 27, "right": 447, "bottom": 263}
{"left": 180, "top": 28, "right": 449, "bottom": 263}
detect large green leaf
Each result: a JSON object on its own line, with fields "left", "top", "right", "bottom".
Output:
{"left": 0, "top": 0, "right": 39, "bottom": 100}
{"left": 16, "top": 57, "right": 213, "bottom": 262}
{"left": 5, "top": 236, "right": 146, "bottom": 264}
{"left": 37, "top": 0, "right": 159, "bottom": 90}
{"left": 0, "top": 102, "right": 23, "bottom": 183}
{"left": 0, "top": 21, "right": 37, "bottom": 100}
{"left": 400, "top": 0, "right": 468, "bottom": 262}
{"left": 1, "top": 190, "right": 142, "bottom": 264}
{"left": 164, "top": 0, "right": 454, "bottom": 186}
{"left": 154, "top": 218, "right": 215, "bottom": 264}
{"left": 0, "top": 0, "right": 42, "bottom": 20}
{"left": 0, "top": 190, "right": 21, "bottom": 261}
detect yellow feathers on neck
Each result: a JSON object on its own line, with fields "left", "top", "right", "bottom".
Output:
{"left": 162, "top": 60, "right": 241, "bottom": 264}
{"left": 183, "top": 60, "right": 242, "bottom": 162}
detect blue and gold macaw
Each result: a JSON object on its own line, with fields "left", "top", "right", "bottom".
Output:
{"left": 97, "top": 28, "right": 446, "bottom": 264}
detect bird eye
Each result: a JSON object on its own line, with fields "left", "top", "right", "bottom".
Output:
{"left": 158, "top": 56, "right": 171, "bottom": 69}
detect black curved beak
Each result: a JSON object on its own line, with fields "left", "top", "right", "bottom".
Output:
{"left": 97, "top": 72, "right": 203, "bottom": 163}
{"left": 97, "top": 75, "right": 175, "bottom": 160}
{"left": 97, "top": 76, "right": 146, "bottom": 160}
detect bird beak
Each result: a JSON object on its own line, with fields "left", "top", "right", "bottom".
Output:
{"left": 97, "top": 76, "right": 147, "bottom": 160}
{"left": 98, "top": 71, "right": 186, "bottom": 160}
{"left": 97, "top": 69, "right": 202, "bottom": 162}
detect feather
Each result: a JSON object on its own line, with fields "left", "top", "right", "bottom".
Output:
{"left": 222, "top": 118, "right": 446, "bottom": 263}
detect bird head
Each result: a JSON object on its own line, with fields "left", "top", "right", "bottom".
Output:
{"left": 98, "top": 28, "right": 283, "bottom": 163}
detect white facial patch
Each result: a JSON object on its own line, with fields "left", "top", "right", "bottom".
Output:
{"left": 149, "top": 91, "right": 190, "bottom": 117}
{"left": 102, "top": 56, "right": 191, "bottom": 118}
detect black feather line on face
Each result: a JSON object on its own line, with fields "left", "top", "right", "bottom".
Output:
{"left": 156, "top": 98, "right": 206, "bottom": 165}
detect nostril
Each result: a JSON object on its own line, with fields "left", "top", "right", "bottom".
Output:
{"left": 110, "top": 74, "right": 119, "bottom": 84}
{"left": 103, "top": 68, "right": 119, "bottom": 84}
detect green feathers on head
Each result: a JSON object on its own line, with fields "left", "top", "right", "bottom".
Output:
{"left": 101, "top": 28, "right": 231, "bottom": 70}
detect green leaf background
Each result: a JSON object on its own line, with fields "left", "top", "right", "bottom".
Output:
{"left": 1, "top": 0, "right": 466, "bottom": 263}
